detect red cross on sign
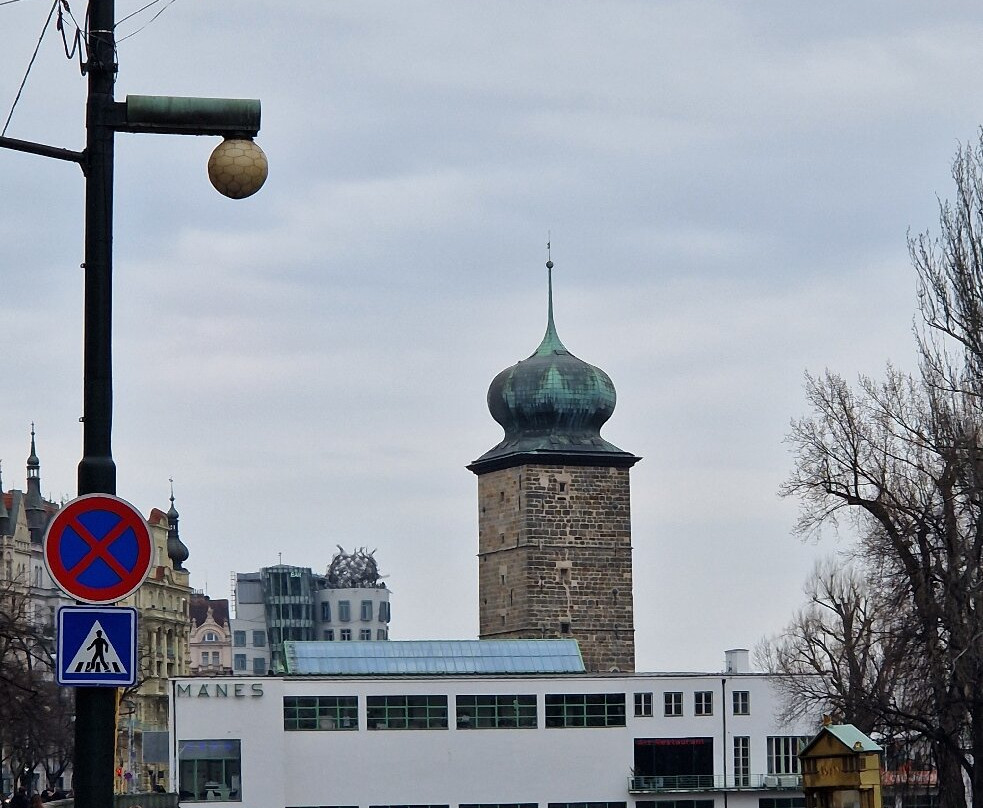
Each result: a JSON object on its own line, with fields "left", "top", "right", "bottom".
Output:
{"left": 43, "top": 494, "right": 154, "bottom": 604}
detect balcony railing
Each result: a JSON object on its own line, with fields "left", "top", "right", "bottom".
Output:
{"left": 629, "top": 774, "right": 803, "bottom": 793}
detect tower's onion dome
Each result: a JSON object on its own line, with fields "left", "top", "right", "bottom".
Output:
{"left": 469, "top": 260, "right": 638, "bottom": 473}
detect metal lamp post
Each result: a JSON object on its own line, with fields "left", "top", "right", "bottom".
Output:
{"left": 0, "top": 2, "right": 266, "bottom": 807}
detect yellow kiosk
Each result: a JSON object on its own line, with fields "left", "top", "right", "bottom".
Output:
{"left": 800, "top": 722, "right": 883, "bottom": 808}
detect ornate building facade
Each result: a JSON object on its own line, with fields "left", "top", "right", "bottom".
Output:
{"left": 469, "top": 262, "right": 640, "bottom": 672}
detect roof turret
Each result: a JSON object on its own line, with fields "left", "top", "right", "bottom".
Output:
{"left": 166, "top": 480, "right": 189, "bottom": 570}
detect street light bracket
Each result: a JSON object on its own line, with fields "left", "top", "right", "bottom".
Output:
{"left": 114, "top": 95, "right": 261, "bottom": 137}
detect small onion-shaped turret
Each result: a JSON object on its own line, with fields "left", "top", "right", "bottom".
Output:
{"left": 166, "top": 484, "right": 190, "bottom": 570}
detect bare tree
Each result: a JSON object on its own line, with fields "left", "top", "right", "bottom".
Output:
{"left": 758, "top": 558, "right": 899, "bottom": 733}
{"left": 781, "top": 133, "right": 983, "bottom": 808}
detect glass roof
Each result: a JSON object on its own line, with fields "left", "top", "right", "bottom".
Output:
{"left": 281, "top": 639, "right": 585, "bottom": 675}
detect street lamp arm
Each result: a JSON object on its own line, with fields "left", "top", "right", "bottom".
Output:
{"left": 0, "top": 135, "right": 84, "bottom": 165}
{"left": 113, "top": 95, "right": 261, "bottom": 137}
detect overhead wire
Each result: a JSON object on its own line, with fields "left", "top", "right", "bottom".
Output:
{"left": 2, "top": 0, "right": 59, "bottom": 137}
{"left": 116, "top": 0, "right": 178, "bottom": 44}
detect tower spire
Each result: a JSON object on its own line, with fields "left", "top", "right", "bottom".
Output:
{"left": 25, "top": 424, "right": 44, "bottom": 543}
{"left": 0, "top": 460, "right": 8, "bottom": 536}
{"left": 537, "top": 240, "right": 565, "bottom": 356}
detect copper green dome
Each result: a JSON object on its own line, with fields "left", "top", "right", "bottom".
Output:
{"left": 469, "top": 263, "right": 638, "bottom": 474}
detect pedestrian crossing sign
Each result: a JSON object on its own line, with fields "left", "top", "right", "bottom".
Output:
{"left": 57, "top": 606, "right": 138, "bottom": 686}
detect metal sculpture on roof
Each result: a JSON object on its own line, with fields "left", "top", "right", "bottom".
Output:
{"left": 326, "top": 546, "right": 385, "bottom": 589}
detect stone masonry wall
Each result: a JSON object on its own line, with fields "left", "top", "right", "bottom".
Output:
{"left": 476, "top": 463, "right": 634, "bottom": 672}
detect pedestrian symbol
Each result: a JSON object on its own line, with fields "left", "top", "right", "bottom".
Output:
{"left": 57, "top": 606, "right": 137, "bottom": 687}
{"left": 66, "top": 620, "right": 125, "bottom": 674}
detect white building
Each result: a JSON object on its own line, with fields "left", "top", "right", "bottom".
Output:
{"left": 229, "top": 551, "right": 391, "bottom": 675}
{"left": 169, "top": 642, "right": 815, "bottom": 808}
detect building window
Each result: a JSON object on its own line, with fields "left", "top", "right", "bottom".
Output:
{"left": 200, "top": 652, "right": 208, "bottom": 666}
{"left": 463, "top": 805, "right": 536, "bottom": 808}
{"left": 544, "top": 693, "right": 625, "bottom": 728}
{"left": 321, "top": 602, "right": 331, "bottom": 622}
{"left": 463, "top": 804, "right": 536, "bottom": 808}
{"left": 634, "top": 692, "right": 654, "bottom": 717}
{"left": 177, "top": 739, "right": 241, "bottom": 802}
{"left": 759, "top": 801, "right": 806, "bottom": 808}
{"left": 379, "top": 601, "right": 390, "bottom": 623}
{"left": 664, "top": 692, "right": 683, "bottom": 716}
{"left": 366, "top": 695, "right": 448, "bottom": 729}
{"left": 233, "top": 654, "right": 246, "bottom": 671}
{"left": 733, "top": 691, "right": 750, "bottom": 715}
{"left": 252, "top": 631, "right": 265, "bottom": 647}
{"left": 734, "top": 736, "right": 750, "bottom": 786}
{"left": 338, "top": 601, "right": 351, "bottom": 622}
{"left": 359, "top": 629, "right": 372, "bottom": 641}
{"left": 324, "top": 629, "right": 334, "bottom": 641}
{"left": 211, "top": 652, "right": 219, "bottom": 665}
{"left": 252, "top": 657, "right": 265, "bottom": 675}
{"left": 377, "top": 629, "right": 387, "bottom": 640}
{"left": 371, "top": 805, "right": 448, "bottom": 808}
{"left": 232, "top": 631, "right": 246, "bottom": 647}
{"left": 694, "top": 691, "right": 713, "bottom": 716}
{"left": 549, "top": 804, "right": 626, "bottom": 808}
{"left": 283, "top": 696, "right": 358, "bottom": 731}
{"left": 637, "top": 802, "right": 713, "bottom": 808}
{"left": 361, "top": 600, "right": 373, "bottom": 621}
{"left": 340, "top": 629, "right": 352, "bottom": 641}
{"left": 456, "top": 694, "right": 537, "bottom": 728}
{"left": 203, "top": 631, "right": 218, "bottom": 643}
{"left": 767, "top": 737, "right": 810, "bottom": 775}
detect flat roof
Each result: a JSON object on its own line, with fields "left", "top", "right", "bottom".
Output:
{"left": 281, "top": 639, "right": 586, "bottom": 675}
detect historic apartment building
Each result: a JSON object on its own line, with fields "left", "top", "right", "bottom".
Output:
{"left": 469, "top": 261, "right": 640, "bottom": 672}
{"left": 0, "top": 431, "right": 193, "bottom": 794}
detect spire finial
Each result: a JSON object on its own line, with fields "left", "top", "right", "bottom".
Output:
{"left": 169, "top": 476, "right": 175, "bottom": 505}
{"left": 536, "top": 234, "right": 564, "bottom": 354}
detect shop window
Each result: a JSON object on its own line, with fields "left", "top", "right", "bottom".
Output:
{"left": 544, "top": 693, "right": 625, "bottom": 728}
{"left": 366, "top": 695, "right": 448, "bottom": 729}
{"left": 456, "top": 694, "right": 537, "bottom": 728}
{"left": 177, "top": 739, "right": 241, "bottom": 802}
{"left": 283, "top": 696, "right": 358, "bottom": 730}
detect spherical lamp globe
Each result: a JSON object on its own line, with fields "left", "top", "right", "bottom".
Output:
{"left": 207, "top": 138, "right": 268, "bottom": 199}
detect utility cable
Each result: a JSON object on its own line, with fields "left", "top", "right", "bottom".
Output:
{"left": 116, "top": 0, "right": 178, "bottom": 44}
{"left": 2, "top": 0, "right": 59, "bottom": 137}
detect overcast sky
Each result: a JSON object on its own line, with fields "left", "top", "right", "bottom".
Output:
{"left": 2, "top": 1, "right": 982, "bottom": 672}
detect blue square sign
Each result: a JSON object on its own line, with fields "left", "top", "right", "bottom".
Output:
{"left": 57, "top": 606, "right": 137, "bottom": 686}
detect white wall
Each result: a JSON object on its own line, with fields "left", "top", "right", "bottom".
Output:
{"left": 170, "top": 671, "right": 816, "bottom": 808}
